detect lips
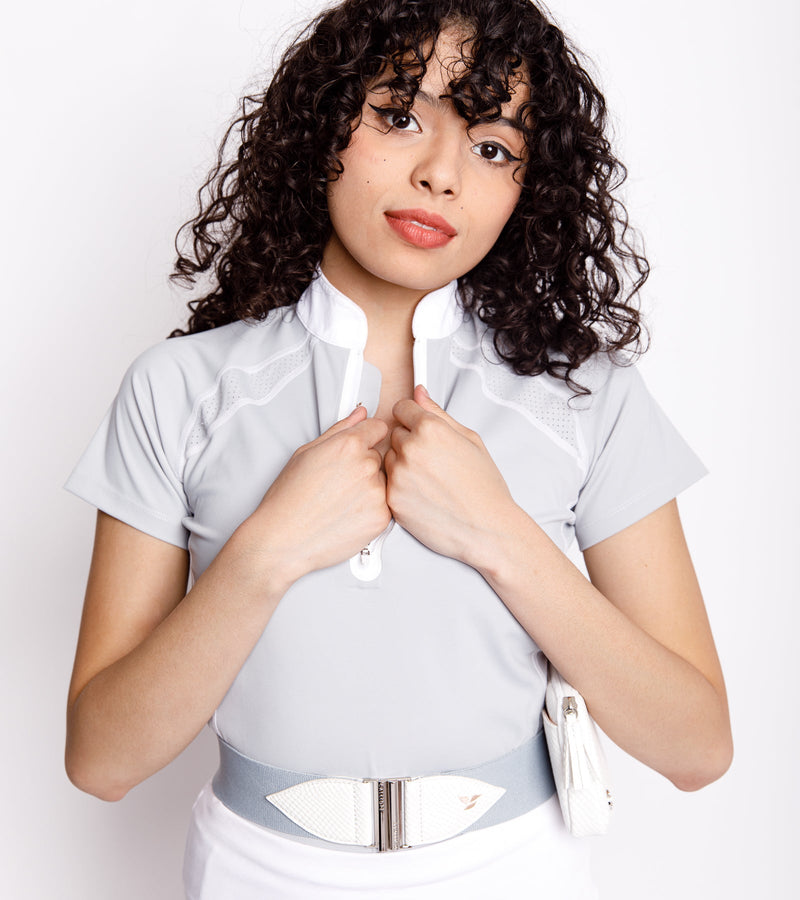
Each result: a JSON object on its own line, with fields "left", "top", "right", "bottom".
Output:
{"left": 384, "top": 208, "right": 457, "bottom": 249}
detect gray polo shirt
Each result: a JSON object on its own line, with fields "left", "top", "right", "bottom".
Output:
{"left": 66, "top": 272, "right": 705, "bottom": 778}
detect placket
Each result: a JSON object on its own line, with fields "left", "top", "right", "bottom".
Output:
{"left": 345, "top": 343, "right": 404, "bottom": 583}
{"left": 300, "top": 272, "right": 459, "bottom": 585}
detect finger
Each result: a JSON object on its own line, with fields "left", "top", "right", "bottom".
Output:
{"left": 413, "top": 384, "right": 451, "bottom": 418}
{"left": 305, "top": 405, "right": 368, "bottom": 449}
{"left": 295, "top": 406, "right": 373, "bottom": 459}
{"left": 384, "top": 446, "right": 397, "bottom": 478}
{"left": 392, "top": 397, "right": 428, "bottom": 429}
{"left": 410, "top": 384, "right": 480, "bottom": 444}
{"left": 414, "top": 383, "right": 434, "bottom": 405}
{"left": 347, "top": 415, "right": 390, "bottom": 449}
{"left": 393, "top": 390, "right": 456, "bottom": 433}
{"left": 330, "top": 404, "right": 368, "bottom": 432}
{"left": 389, "top": 423, "right": 412, "bottom": 454}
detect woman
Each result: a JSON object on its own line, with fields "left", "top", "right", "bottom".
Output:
{"left": 65, "top": 0, "right": 732, "bottom": 896}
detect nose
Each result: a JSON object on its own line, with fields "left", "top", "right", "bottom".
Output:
{"left": 410, "top": 128, "right": 464, "bottom": 197}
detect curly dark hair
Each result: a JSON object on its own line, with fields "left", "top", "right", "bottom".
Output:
{"left": 171, "top": 0, "right": 648, "bottom": 387}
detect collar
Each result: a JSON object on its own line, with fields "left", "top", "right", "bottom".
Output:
{"left": 295, "top": 270, "right": 463, "bottom": 350}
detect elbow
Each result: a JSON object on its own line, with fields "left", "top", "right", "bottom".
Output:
{"left": 65, "top": 695, "right": 135, "bottom": 802}
{"left": 669, "top": 732, "right": 734, "bottom": 792}
{"left": 65, "top": 736, "right": 133, "bottom": 803}
{"left": 65, "top": 754, "right": 131, "bottom": 802}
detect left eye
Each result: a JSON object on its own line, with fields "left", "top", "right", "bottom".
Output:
{"left": 472, "top": 142, "right": 516, "bottom": 163}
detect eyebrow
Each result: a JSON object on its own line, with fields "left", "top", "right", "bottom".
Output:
{"left": 369, "top": 82, "right": 524, "bottom": 133}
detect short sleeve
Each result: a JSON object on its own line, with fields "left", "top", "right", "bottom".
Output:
{"left": 573, "top": 364, "right": 706, "bottom": 550}
{"left": 65, "top": 346, "right": 192, "bottom": 548}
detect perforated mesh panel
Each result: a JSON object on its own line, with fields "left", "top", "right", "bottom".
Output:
{"left": 450, "top": 336, "right": 577, "bottom": 450}
{"left": 185, "top": 339, "right": 312, "bottom": 457}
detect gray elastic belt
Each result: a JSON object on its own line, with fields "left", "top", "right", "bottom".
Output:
{"left": 212, "top": 729, "right": 555, "bottom": 851}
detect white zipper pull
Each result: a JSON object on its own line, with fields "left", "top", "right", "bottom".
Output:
{"left": 350, "top": 520, "right": 394, "bottom": 582}
{"left": 562, "top": 695, "right": 587, "bottom": 790}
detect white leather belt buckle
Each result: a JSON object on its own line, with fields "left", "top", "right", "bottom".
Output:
{"left": 266, "top": 773, "right": 506, "bottom": 851}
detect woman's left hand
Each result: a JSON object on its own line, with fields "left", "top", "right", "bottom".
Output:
{"left": 386, "top": 389, "right": 732, "bottom": 791}
{"left": 384, "top": 384, "right": 517, "bottom": 565}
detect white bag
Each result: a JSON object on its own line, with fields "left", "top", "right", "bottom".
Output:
{"left": 542, "top": 663, "right": 613, "bottom": 836}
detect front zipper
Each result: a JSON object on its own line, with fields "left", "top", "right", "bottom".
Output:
{"left": 342, "top": 337, "right": 425, "bottom": 583}
{"left": 350, "top": 520, "right": 395, "bottom": 581}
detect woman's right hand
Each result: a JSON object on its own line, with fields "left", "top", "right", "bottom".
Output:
{"left": 241, "top": 405, "right": 391, "bottom": 583}
{"left": 66, "top": 408, "right": 389, "bottom": 800}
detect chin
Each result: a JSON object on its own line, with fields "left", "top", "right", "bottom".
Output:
{"left": 361, "top": 258, "right": 466, "bottom": 294}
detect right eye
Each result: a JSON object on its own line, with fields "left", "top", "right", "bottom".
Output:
{"left": 368, "top": 105, "right": 422, "bottom": 133}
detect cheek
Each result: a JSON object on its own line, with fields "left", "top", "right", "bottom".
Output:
{"left": 474, "top": 184, "right": 521, "bottom": 242}
{"left": 327, "top": 170, "right": 365, "bottom": 230}
{"left": 499, "top": 179, "right": 523, "bottom": 215}
{"left": 336, "top": 133, "right": 391, "bottom": 184}
{"left": 327, "top": 153, "right": 386, "bottom": 219}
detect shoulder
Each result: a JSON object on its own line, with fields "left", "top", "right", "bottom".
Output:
{"left": 563, "top": 353, "right": 658, "bottom": 465}
{"left": 119, "top": 309, "right": 307, "bottom": 403}
{"left": 567, "top": 351, "right": 645, "bottom": 412}
{"left": 458, "top": 312, "right": 639, "bottom": 400}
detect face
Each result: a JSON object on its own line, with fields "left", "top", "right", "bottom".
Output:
{"left": 322, "top": 29, "right": 528, "bottom": 304}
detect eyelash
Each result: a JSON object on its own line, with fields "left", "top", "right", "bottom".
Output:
{"left": 367, "top": 104, "right": 520, "bottom": 166}
{"left": 472, "top": 142, "right": 520, "bottom": 165}
{"left": 369, "top": 105, "right": 421, "bottom": 133}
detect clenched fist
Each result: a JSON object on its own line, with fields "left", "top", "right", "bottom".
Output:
{"left": 385, "top": 385, "right": 519, "bottom": 568}
{"left": 244, "top": 406, "right": 392, "bottom": 583}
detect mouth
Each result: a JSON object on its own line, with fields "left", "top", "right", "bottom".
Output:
{"left": 384, "top": 208, "right": 457, "bottom": 249}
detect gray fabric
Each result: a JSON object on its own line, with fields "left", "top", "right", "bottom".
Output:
{"left": 66, "top": 272, "right": 706, "bottom": 778}
{"left": 212, "top": 730, "right": 555, "bottom": 846}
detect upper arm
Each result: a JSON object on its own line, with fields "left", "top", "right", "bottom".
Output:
{"left": 583, "top": 499, "right": 727, "bottom": 701}
{"left": 67, "top": 511, "right": 190, "bottom": 712}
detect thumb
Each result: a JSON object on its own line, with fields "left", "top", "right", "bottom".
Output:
{"left": 414, "top": 384, "right": 445, "bottom": 416}
{"left": 413, "top": 384, "right": 478, "bottom": 443}
{"left": 313, "top": 404, "right": 368, "bottom": 445}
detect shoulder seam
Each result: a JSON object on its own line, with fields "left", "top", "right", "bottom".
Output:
{"left": 176, "top": 332, "right": 314, "bottom": 477}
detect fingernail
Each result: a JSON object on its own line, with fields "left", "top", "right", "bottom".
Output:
{"left": 417, "top": 385, "right": 429, "bottom": 397}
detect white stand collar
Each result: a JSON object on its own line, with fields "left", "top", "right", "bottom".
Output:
{"left": 296, "top": 270, "right": 463, "bottom": 350}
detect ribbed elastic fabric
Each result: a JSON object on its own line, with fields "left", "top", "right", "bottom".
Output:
{"left": 212, "top": 730, "right": 556, "bottom": 850}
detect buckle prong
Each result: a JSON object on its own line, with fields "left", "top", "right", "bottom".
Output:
{"left": 369, "top": 778, "right": 409, "bottom": 851}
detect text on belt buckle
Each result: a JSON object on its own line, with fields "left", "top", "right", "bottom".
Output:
{"left": 369, "top": 777, "right": 409, "bottom": 851}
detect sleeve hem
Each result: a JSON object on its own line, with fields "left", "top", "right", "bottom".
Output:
{"left": 575, "top": 466, "right": 707, "bottom": 551}
{"left": 64, "top": 476, "right": 190, "bottom": 549}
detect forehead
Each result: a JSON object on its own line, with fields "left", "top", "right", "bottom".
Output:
{"left": 368, "top": 27, "right": 530, "bottom": 118}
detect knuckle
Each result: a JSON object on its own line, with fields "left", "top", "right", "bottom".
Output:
{"left": 416, "top": 416, "right": 443, "bottom": 443}
{"left": 401, "top": 439, "right": 421, "bottom": 464}
{"left": 359, "top": 455, "right": 379, "bottom": 479}
{"left": 389, "top": 434, "right": 404, "bottom": 458}
{"left": 339, "top": 432, "right": 361, "bottom": 455}
{"left": 416, "top": 416, "right": 435, "bottom": 437}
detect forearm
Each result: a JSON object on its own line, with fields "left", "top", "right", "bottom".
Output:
{"left": 66, "top": 526, "right": 292, "bottom": 801}
{"left": 473, "top": 504, "right": 732, "bottom": 790}
{"left": 67, "top": 409, "right": 391, "bottom": 802}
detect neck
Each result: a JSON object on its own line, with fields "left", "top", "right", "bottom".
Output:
{"left": 320, "top": 235, "right": 424, "bottom": 347}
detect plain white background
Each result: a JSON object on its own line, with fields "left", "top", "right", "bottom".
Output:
{"left": 1, "top": 0, "right": 797, "bottom": 896}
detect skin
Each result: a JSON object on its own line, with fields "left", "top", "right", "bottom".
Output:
{"left": 322, "top": 32, "right": 526, "bottom": 451}
{"left": 66, "top": 32, "right": 732, "bottom": 802}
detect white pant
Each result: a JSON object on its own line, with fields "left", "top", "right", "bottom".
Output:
{"left": 184, "top": 781, "right": 599, "bottom": 899}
